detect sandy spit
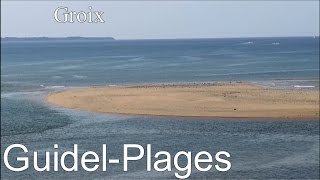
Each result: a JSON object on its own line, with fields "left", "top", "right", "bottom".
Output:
{"left": 47, "top": 83, "right": 319, "bottom": 120}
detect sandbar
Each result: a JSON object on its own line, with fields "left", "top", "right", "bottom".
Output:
{"left": 47, "top": 83, "right": 319, "bottom": 119}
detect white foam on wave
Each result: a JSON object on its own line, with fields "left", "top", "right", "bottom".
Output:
{"left": 240, "top": 41, "right": 254, "bottom": 45}
{"left": 294, "top": 85, "right": 315, "bottom": 88}
{"left": 127, "top": 56, "right": 144, "bottom": 62}
{"left": 72, "top": 75, "right": 87, "bottom": 79}
{"left": 55, "top": 65, "right": 81, "bottom": 70}
{"left": 271, "top": 42, "right": 280, "bottom": 45}
{"left": 40, "top": 85, "right": 66, "bottom": 89}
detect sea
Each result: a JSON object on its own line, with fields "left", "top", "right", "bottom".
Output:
{"left": 1, "top": 37, "right": 319, "bottom": 179}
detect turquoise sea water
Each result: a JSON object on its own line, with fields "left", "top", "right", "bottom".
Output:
{"left": 1, "top": 37, "right": 319, "bottom": 179}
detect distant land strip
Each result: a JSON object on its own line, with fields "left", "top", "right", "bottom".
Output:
{"left": 1, "top": 37, "right": 115, "bottom": 41}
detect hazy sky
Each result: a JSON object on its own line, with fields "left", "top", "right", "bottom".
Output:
{"left": 1, "top": 1, "right": 319, "bottom": 39}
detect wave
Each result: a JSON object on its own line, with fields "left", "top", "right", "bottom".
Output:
{"left": 1, "top": 91, "right": 44, "bottom": 100}
{"left": 239, "top": 41, "right": 254, "bottom": 45}
{"left": 72, "top": 75, "right": 88, "bottom": 79}
{"left": 179, "top": 56, "right": 203, "bottom": 61}
{"left": 55, "top": 65, "right": 81, "bottom": 70}
{"left": 195, "top": 69, "right": 320, "bottom": 77}
{"left": 40, "top": 85, "right": 66, "bottom": 89}
{"left": 294, "top": 85, "right": 315, "bottom": 88}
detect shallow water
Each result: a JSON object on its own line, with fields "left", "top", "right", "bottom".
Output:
{"left": 1, "top": 105, "right": 319, "bottom": 179}
{"left": 1, "top": 38, "right": 319, "bottom": 179}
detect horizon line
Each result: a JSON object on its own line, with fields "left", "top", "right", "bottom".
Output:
{"left": 1, "top": 35, "right": 319, "bottom": 41}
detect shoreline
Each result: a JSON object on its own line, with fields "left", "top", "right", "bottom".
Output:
{"left": 41, "top": 79, "right": 320, "bottom": 93}
{"left": 47, "top": 83, "right": 319, "bottom": 120}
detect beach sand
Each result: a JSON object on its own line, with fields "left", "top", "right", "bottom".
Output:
{"left": 47, "top": 83, "right": 319, "bottom": 119}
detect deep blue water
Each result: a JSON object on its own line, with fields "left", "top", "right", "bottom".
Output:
{"left": 1, "top": 37, "right": 319, "bottom": 179}
{"left": 1, "top": 37, "right": 319, "bottom": 87}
